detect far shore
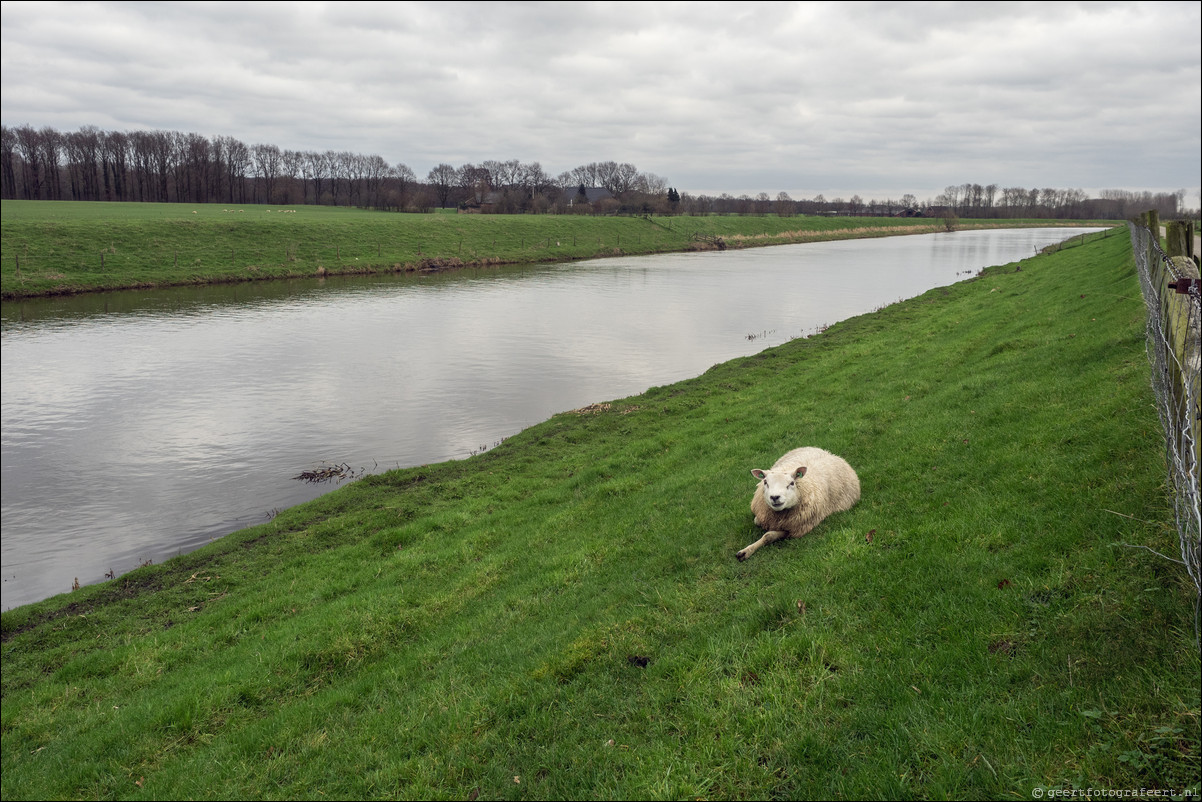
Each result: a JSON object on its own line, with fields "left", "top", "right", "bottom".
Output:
{"left": 0, "top": 200, "right": 1118, "bottom": 300}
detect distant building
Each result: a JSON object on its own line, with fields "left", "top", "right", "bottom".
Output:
{"left": 563, "top": 187, "right": 614, "bottom": 207}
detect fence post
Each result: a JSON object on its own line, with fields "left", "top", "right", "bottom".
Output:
{"left": 1166, "top": 221, "right": 1190, "bottom": 259}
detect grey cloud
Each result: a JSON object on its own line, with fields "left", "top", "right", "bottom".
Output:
{"left": 1, "top": 0, "right": 1197, "bottom": 203}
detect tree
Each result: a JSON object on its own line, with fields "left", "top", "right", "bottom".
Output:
{"left": 302, "top": 150, "right": 327, "bottom": 204}
{"left": 14, "top": 125, "right": 43, "bottom": 199}
{"left": 457, "top": 163, "right": 491, "bottom": 205}
{"left": 426, "top": 163, "right": 457, "bottom": 208}
{"left": 0, "top": 125, "right": 16, "bottom": 199}
{"left": 390, "top": 162, "right": 416, "bottom": 210}
{"left": 223, "top": 137, "right": 250, "bottom": 204}
{"left": 251, "top": 143, "right": 282, "bottom": 204}
{"left": 64, "top": 126, "right": 102, "bottom": 201}
{"left": 37, "top": 127, "right": 64, "bottom": 200}
{"left": 774, "top": 191, "right": 793, "bottom": 217}
{"left": 361, "top": 154, "right": 390, "bottom": 209}
{"left": 279, "top": 150, "right": 304, "bottom": 204}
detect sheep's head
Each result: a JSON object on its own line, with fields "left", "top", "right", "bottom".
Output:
{"left": 751, "top": 466, "right": 808, "bottom": 511}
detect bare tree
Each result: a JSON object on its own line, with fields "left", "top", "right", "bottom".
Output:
{"left": 299, "top": 150, "right": 324, "bottom": 204}
{"left": 342, "top": 152, "right": 367, "bottom": 206}
{"left": 224, "top": 137, "right": 250, "bottom": 203}
{"left": 775, "top": 191, "right": 795, "bottom": 217}
{"left": 323, "top": 151, "right": 343, "bottom": 205}
{"left": 457, "top": 163, "right": 491, "bottom": 204}
{"left": 1, "top": 125, "right": 18, "bottom": 199}
{"left": 251, "top": 143, "right": 282, "bottom": 203}
{"left": 64, "top": 126, "right": 102, "bottom": 201}
{"left": 426, "top": 162, "right": 457, "bottom": 208}
{"left": 390, "top": 162, "right": 416, "bottom": 210}
{"left": 279, "top": 150, "right": 304, "bottom": 204}
{"left": 36, "top": 127, "right": 64, "bottom": 200}
{"left": 13, "top": 125, "right": 42, "bottom": 199}
{"left": 362, "top": 154, "right": 390, "bottom": 208}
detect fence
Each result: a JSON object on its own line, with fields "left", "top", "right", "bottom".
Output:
{"left": 1127, "top": 216, "right": 1200, "bottom": 634}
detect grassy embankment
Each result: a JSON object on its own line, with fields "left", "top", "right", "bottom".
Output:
{"left": 0, "top": 199, "right": 1114, "bottom": 298}
{"left": 2, "top": 227, "right": 1197, "bottom": 799}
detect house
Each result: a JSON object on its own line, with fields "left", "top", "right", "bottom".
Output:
{"left": 563, "top": 186, "right": 614, "bottom": 207}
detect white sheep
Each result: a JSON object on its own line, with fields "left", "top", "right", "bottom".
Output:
{"left": 737, "top": 446, "right": 860, "bottom": 561}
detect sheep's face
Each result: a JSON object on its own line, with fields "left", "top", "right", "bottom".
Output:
{"left": 752, "top": 466, "right": 807, "bottom": 511}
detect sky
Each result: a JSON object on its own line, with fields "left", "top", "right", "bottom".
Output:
{"left": 2, "top": 0, "right": 1199, "bottom": 205}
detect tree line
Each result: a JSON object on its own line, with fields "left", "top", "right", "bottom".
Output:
{"left": 0, "top": 124, "right": 673, "bottom": 214}
{"left": 1, "top": 123, "right": 1188, "bottom": 219}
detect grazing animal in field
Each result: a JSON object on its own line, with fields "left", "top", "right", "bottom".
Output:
{"left": 737, "top": 447, "right": 860, "bottom": 561}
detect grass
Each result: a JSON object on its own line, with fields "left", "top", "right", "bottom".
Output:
{"left": 2, "top": 228, "right": 1197, "bottom": 799}
{"left": 0, "top": 199, "right": 1115, "bottom": 298}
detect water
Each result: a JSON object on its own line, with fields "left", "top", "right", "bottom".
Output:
{"left": 0, "top": 227, "right": 1102, "bottom": 608}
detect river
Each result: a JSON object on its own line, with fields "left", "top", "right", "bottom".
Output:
{"left": 0, "top": 227, "right": 1103, "bottom": 608}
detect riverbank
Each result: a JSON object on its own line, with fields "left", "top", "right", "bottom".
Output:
{"left": 0, "top": 200, "right": 1117, "bottom": 299}
{"left": 2, "top": 228, "right": 1196, "bottom": 799}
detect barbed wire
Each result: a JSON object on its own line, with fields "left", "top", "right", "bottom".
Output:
{"left": 1127, "top": 222, "right": 1200, "bottom": 637}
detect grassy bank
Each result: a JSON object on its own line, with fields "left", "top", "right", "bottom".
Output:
{"left": 0, "top": 199, "right": 1114, "bottom": 298}
{"left": 2, "top": 228, "right": 1197, "bottom": 798}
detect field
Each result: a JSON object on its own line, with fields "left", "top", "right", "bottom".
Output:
{"left": 1, "top": 227, "right": 1197, "bottom": 799}
{"left": 0, "top": 200, "right": 1113, "bottom": 298}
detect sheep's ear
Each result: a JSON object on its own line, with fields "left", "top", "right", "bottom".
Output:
{"left": 793, "top": 467, "right": 808, "bottom": 479}
{"left": 751, "top": 469, "right": 767, "bottom": 480}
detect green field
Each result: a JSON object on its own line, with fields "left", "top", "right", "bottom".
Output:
{"left": 2, "top": 227, "right": 1196, "bottom": 799}
{"left": 0, "top": 200, "right": 1114, "bottom": 299}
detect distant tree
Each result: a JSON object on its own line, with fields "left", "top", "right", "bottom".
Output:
{"left": 64, "top": 125, "right": 102, "bottom": 201}
{"left": 278, "top": 150, "right": 304, "bottom": 204}
{"left": 773, "top": 191, "right": 793, "bottom": 217}
{"left": 427, "top": 163, "right": 457, "bottom": 208}
{"left": 0, "top": 125, "right": 16, "bottom": 199}
{"left": 224, "top": 137, "right": 250, "bottom": 203}
{"left": 14, "top": 125, "right": 43, "bottom": 199}
{"left": 457, "top": 163, "right": 491, "bottom": 205}
{"left": 389, "top": 162, "right": 417, "bottom": 210}
{"left": 251, "top": 143, "right": 282, "bottom": 203}
{"left": 37, "top": 127, "right": 64, "bottom": 200}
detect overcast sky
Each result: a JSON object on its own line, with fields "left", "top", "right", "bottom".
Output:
{"left": 2, "top": 0, "right": 1199, "bottom": 204}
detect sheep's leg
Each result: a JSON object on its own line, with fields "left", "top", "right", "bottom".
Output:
{"left": 737, "top": 529, "right": 789, "bottom": 561}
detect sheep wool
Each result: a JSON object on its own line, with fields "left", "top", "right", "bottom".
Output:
{"left": 738, "top": 446, "right": 860, "bottom": 561}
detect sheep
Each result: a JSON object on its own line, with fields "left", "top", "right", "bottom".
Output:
{"left": 737, "top": 446, "right": 860, "bottom": 561}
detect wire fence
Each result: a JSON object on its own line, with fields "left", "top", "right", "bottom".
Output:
{"left": 1127, "top": 221, "right": 1200, "bottom": 635}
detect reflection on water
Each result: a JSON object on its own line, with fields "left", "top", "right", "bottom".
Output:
{"left": 1, "top": 228, "right": 1103, "bottom": 608}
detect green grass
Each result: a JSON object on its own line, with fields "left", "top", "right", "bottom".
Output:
{"left": 0, "top": 199, "right": 1115, "bottom": 298}
{"left": 2, "top": 229, "right": 1197, "bottom": 799}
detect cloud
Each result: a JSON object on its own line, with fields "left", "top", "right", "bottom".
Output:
{"left": 2, "top": 0, "right": 1198, "bottom": 202}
